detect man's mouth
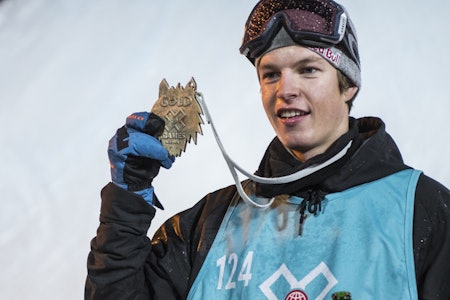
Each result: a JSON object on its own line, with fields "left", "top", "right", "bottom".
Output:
{"left": 278, "top": 110, "right": 309, "bottom": 119}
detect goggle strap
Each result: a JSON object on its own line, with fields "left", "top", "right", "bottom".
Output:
{"left": 337, "top": 13, "right": 347, "bottom": 42}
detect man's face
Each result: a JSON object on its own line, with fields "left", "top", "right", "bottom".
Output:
{"left": 257, "top": 45, "right": 358, "bottom": 161}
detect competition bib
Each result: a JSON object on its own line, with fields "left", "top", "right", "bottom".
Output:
{"left": 187, "top": 169, "right": 421, "bottom": 300}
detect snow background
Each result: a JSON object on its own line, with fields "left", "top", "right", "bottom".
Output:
{"left": 0, "top": 0, "right": 449, "bottom": 299}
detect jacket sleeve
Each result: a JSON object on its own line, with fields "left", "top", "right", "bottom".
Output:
{"left": 414, "top": 174, "right": 450, "bottom": 300}
{"left": 85, "top": 183, "right": 181, "bottom": 300}
{"left": 85, "top": 182, "right": 232, "bottom": 300}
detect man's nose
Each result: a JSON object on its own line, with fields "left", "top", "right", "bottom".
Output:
{"left": 277, "top": 72, "right": 299, "bottom": 102}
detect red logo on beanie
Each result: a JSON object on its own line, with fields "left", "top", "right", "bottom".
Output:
{"left": 310, "top": 47, "right": 341, "bottom": 66}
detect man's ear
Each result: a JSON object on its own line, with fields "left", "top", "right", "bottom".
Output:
{"left": 344, "top": 86, "right": 358, "bottom": 102}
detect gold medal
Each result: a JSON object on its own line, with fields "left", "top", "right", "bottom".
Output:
{"left": 151, "top": 77, "right": 204, "bottom": 157}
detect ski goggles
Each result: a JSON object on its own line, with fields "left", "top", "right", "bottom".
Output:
{"left": 240, "top": 0, "right": 348, "bottom": 61}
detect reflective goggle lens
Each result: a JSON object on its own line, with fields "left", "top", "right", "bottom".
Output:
{"left": 240, "top": 0, "right": 347, "bottom": 59}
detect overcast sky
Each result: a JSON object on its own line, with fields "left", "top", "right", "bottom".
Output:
{"left": 1, "top": 0, "right": 449, "bottom": 299}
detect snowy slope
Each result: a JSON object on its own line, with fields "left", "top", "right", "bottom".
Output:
{"left": 0, "top": 0, "right": 449, "bottom": 299}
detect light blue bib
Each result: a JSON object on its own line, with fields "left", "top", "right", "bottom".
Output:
{"left": 187, "top": 169, "right": 421, "bottom": 300}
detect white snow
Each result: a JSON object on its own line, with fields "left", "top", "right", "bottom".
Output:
{"left": 0, "top": 0, "right": 449, "bottom": 299}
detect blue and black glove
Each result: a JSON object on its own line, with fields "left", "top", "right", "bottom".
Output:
{"left": 108, "top": 112, "right": 174, "bottom": 208}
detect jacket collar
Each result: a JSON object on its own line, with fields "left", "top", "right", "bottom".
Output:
{"left": 254, "top": 117, "right": 408, "bottom": 197}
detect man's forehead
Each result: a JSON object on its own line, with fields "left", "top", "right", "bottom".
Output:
{"left": 257, "top": 45, "right": 327, "bottom": 68}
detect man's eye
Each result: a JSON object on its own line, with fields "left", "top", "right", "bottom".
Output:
{"left": 301, "top": 67, "right": 316, "bottom": 74}
{"left": 261, "top": 72, "right": 278, "bottom": 80}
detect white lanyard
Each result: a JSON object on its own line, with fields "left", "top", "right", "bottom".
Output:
{"left": 196, "top": 92, "right": 352, "bottom": 208}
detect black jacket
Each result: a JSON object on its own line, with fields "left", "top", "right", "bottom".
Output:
{"left": 85, "top": 117, "right": 450, "bottom": 299}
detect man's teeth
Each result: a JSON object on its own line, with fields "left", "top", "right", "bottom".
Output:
{"left": 280, "top": 110, "right": 307, "bottom": 118}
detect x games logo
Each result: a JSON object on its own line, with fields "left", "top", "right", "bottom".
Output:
{"left": 259, "top": 262, "right": 338, "bottom": 300}
{"left": 151, "top": 78, "right": 204, "bottom": 157}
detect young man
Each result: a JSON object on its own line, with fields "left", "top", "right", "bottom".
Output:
{"left": 85, "top": 0, "right": 450, "bottom": 299}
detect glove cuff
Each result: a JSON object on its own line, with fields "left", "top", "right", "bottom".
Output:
{"left": 134, "top": 187, "right": 154, "bottom": 204}
{"left": 134, "top": 187, "right": 164, "bottom": 209}
{"left": 110, "top": 183, "right": 164, "bottom": 209}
